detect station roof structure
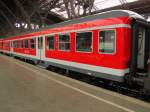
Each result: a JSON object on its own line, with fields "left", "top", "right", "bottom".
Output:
{"left": 0, "top": 0, "right": 150, "bottom": 38}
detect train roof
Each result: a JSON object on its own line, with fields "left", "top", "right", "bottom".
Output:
{"left": 3, "top": 10, "right": 145, "bottom": 39}
{"left": 44, "top": 10, "right": 145, "bottom": 29}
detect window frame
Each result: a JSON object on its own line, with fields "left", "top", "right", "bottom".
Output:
{"left": 20, "top": 40, "right": 24, "bottom": 48}
{"left": 46, "top": 35, "right": 55, "bottom": 51}
{"left": 24, "top": 39, "right": 29, "bottom": 48}
{"left": 58, "top": 33, "right": 71, "bottom": 52}
{"left": 75, "top": 31, "right": 93, "bottom": 53}
{"left": 98, "top": 29, "right": 116, "bottom": 55}
{"left": 11, "top": 41, "right": 13, "bottom": 48}
{"left": 30, "top": 38, "right": 36, "bottom": 49}
{"left": 13, "top": 41, "right": 17, "bottom": 48}
{"left": 17, "top": 40, "right": 20, "bottom": 48}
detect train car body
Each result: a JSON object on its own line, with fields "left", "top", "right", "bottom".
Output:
{"left": 1, "top": 10, "right": 150, "bottom": 92}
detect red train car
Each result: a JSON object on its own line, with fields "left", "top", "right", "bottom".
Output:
{"left": 1, "top": 10, "right": 150, "bottom": 92}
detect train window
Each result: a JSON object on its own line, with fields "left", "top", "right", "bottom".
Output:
{"left": 12, "top": 41, "right": 15, "bottom": 48}
{"left": 99, "top": 30, "right": 116, "bottom": 54}
{"left": 17, "top": 41, "right": 20, "bottom": 48}
{"left": 20, "top": 40, "right": 24, "bottom": 48}
{"left": 25, "top": 40, "right": 29, "bottom": 48}
{"left": 11, "top": 41, "right": 13, "bottom": 48}
{"left": 30, "top": 38, "right": 35, "bottom": 49}
{"left": 46, "top": 35, "right": 55, "bottom": 50}
{"left": 76, "top": 32, "right": 92, "bottom": 52}
{"left": 58, "top": 34, "right": 70, "bottom": 51}
{"left": 13, "top": 41, "right": 17, "bottom": 48}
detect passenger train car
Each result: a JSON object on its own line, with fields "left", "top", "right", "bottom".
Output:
{"left": 0, "top": 10, "right": 150, "bottom": 93}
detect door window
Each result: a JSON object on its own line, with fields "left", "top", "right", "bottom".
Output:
{"left": 38, "top": 37, "right": 43, "bottom": 49}
{"left": 137, "top": 27, "right": 145, "bottom": 69}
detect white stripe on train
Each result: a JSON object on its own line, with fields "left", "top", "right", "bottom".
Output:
{"left": 44, "top": 57, "right": 129, "bottom": 77}
{"left": 12, "top": 52, "right": 129, "bottom": 77}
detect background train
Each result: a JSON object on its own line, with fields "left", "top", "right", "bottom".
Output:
{"left": 0, "top": 10, "right": 150, "bottom": 94}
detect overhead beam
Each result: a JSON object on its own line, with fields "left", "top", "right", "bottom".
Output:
{"left": 0, "top": 10, "right": 17, "bottom": 34}
{"left": 0, "top": 0, "right": 17, "bottom": 19}
{"left": 27, "top": 0, "right": 44, "bottom": 27}
{"left": 13, "top": 0, "right": 31, "bottom": 29}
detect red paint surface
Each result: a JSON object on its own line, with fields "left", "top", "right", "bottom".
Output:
{"left": 2, "top": 41, "right": 10, "bottom": 52}
{"left": 0, "top": 39, "right": 3, "bottom": 50}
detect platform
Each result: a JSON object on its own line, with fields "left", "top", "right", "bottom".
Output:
{"left": 0, "top": 54, "right": 150, "bottom": 112}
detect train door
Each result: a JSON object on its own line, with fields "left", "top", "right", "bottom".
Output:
{"left": 129, "top": 21, "right": 150, "bottom": 77}
{"left": 137, "top": 27, "right": 146, "bottom": 69}
{"left": 37, "top": 37, "right": 44, "bottom": 60}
